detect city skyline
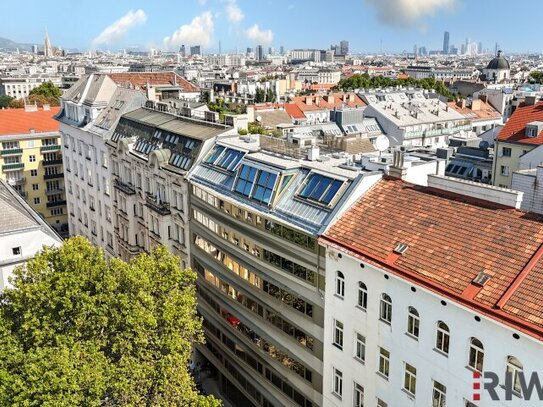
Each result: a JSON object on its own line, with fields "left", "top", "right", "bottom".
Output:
{"left": 1, "top": 0, "right": 542, "bottom": 54}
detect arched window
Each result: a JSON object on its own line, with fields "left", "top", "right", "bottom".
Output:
{"left": 435, "top": 321, "right": 450, "bottom": 354}
{"left": 357, "top": 282, "right": 368, "bottom": 310}
{"left": 468, "top": 338, "right": 484, "bottom": 372}
{"left": 407, "top": 307, "right": 420, "bottom": 338}
{"left": 335, "top": 271, "right": 345, "bottom": 298}
{"left": 380, "top": 294, "right": 392, "bottom": 324}
{"left": 506, "top": 356, "right": 523, "bottom": 394}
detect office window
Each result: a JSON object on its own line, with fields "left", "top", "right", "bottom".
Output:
{"left": 30, "top": 169, "right": 37, "bottom": 176}
{"left": 403, "top": 363, "right": 417, "bottom": 396}
{"left": 355, "top": 333, "right": 365, "bottom": 362}
{"left": 407, "top": 307, "right": 420, "bottom": 338}
{"left": 333, "top": 319, "right": 344, "bottom": 349}
{"left": 436, "top": 321, "right": 450, "bottom": 355}
{"left": 29, "top": 155, "right": 36, "bottom": 162}
{"left": 333, "top": 368, "right": 343, "bottom": 398}
{"left": 378, "top": 348, "right": 390, "bottom": 378}
{"left": 353, "top": 382, "right": 364, "bottom": 407}
{"left": 380, "top": 294, "right": 392, "bottom": 324}
{"left": 357, "top": 282, "right": 367, "bottom": 310}
{"left": 469, "top": 338, "right": 484, "bottom": 372}
{"left": 336, "top": 271, "right": 345, "bottom": 298}
{"left": 506, "top": 356, "right": 523, "bottom": 394}
{"left": 432, "top": 380, "right": 446, "bottom": 407}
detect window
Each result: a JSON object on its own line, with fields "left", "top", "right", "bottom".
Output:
{"left": 436, "top": 321, "right": 450, "bottom": 355}
{"left": 407, "top": 307, "right": 420, "bottom": 338}
{"left": 336, "top": 271, "right": 345, "bottom": 297}
{"left": 333, "top": 368, "right": 343, "bottom": 398}
{"left": 469, "top": 338, "right": 484, "bottom": 372}
{"left": 357, "top": 282, "right": 367, "bottom": 310}
{"left": 215, "top": 148, "right": 245, "bottom": 171}
{"left": 29, "top": 155, "right": 36, "bottom": 162}
{"left": 500, "top": 165, "right": 509, "bottom": 176}
{"left": 380, "top": 294, "right": 392, "bottom": 324}
{"left": 235, "top": 164, "right": 257, "bottom": 197}
{"left": 33, "top": 197, "right": 40, "bottom": 205}
{"left": 403, "top": 363, "right": 417, "bottom": 396}
{"left": 378, "top": 348, "right": 390, "bottom": 378}
{"left": 32, "top": 183, "right": 39, "bottom": 190}
{"left": 12, "top": 247, "right": 21, "bottom": 255}
{"left": 353, "top": 382, "right": 364, "bottom": 407}
{"left": 333, "top": 320, "right": 344, "bottom": 349}
{"left": 234, "top": 165, "right": 277, "bottom": 205}
{"left": 502, "top": 147, "right": 512, "bottom": 157}
{"left": 298, "top": 173, "right": 344, "bottom": 206}
{"left": 30, "top": 169, "right": 37, "bottom": 176}
{"left": 432, "top": 380, "right": 446, "bottom": 407}
{"left": 377, "top": 399, "right": 387, "bottom": 407}
{"left": 355, "top": 333, "right": 365, "bottom": 362}
{"left": 506, "top": 356, "right": 523, "bottom": 394}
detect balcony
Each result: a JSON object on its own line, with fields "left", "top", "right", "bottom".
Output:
{"left": 114, "top": 178, "right": 136, "bottom": 195}
{"left": 2, "top": 163, "right": 24, "bottom": 171}
{"left": 46, "top": 200, "right": 66, "bottom": 208}
{"left": 45, "top": 187, "right": 64, "bottom": 195}
{"left": 43, "top": 159, "right": 63, "bottom": 166}
{"left": 44, "top": 172, "right": 64, "bottom": 180}
{"left": 7, "top": 177, "right": 26, "bottom": 186}
{"left": 40, "top": 145, "right": 61, "bottom": 152}
{"left": 0, "top": 148, "right": 23, "bottom": 156}
{"left": 145, "top": 195, "right": 171, "bottom": 216}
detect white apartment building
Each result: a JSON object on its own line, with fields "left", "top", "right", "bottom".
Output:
{"left": 56, "top": 74, "right": 147, "bottom": 255}
{"left": 0, "top": 178, "right": 62, "bottom": 290}
{"left": 105, "top": 104, "right": 234, "bottom": 265}
{"left": 0, "top": 76, "right": 63, "bottom": 99}
{"left": 320, "top": 175, "right": 543, "bottom": 407}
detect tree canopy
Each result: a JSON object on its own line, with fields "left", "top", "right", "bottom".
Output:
{"left": 529, "top": 71, "right": 543, "bottom": 84}
{"left": 0, "top": 237, "right": 220, "bottom": 407}
{"left": 29, "top": 81, "right": 62, "bottom": 99}
{"left": 336, "top": 74, "right": 453, "bottom": 99}
{"left": 0, "top": 95, "right": 13, "bottom": 108}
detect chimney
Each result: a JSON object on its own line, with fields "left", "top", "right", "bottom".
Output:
{"left": 325, "top": 95, "right": 335, "bottom": 104}
{"left": 471, "top": 99, "right": 482, "bottom": 111}
{"left": 525, "top": 95, "right": 538, "bottom": 106}
{"left": 456, "top": 99, "right": 466, "bottom": 109}
{"left": 305, "top": 96, "right": 313, "bottom": 105}
{"left": 479, "top": 94, "right": 488, "bottom": 104}
{"left": 388, "top": 149, "right": 407, "bottom": 180}
{"left": 308, "top": 146, "right": 320, "bottom": 161}
{"left": 348, "top": 94, "right": 355, "bottom": 103}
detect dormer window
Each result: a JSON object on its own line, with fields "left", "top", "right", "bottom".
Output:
{"left": 526, "top": 122, "right": 543, "bottom": 138}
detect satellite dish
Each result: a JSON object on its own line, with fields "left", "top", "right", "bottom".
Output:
{"left": 256, "top": 115, "right": 262, "bottom": 122}
{"left": 479, "top": 140, "right": 490, "bottom": 150}
{"left": 375, "top": 135, "right": 390, "bottom": 152}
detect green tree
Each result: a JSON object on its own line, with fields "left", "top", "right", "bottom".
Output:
{"left": 530, "top": 71, "right": 543, "bottom": 84}
{"left": 0, "top": 237, "right": 220, "bottom": 407}
{"left": 29, "top": 81, "right": 62, "bottom": 99}
{"left": 0, "top": 95, "right": 13, "bottom": 108}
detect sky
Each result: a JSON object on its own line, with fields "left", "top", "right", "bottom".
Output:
{"left": 1, "top": 0, "right": 542, "bottom": 54}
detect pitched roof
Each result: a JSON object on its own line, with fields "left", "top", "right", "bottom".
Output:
{"left": 290, "top": 92, "right": 366, "bottom": 112}
{"left": 322, "top": 178, "right": 543, "bottom": 340}
{"left": 497, "top": 102, "right": 543, "bottom": 144}
{"left": 108, "top": 72, "right": 200, "bottom": 93}
{"left": 447, "top": 100, "right": 502, "bottom": 121}
{"left": 284, "top": 103, "right": 306, "bottom": 119}
{"left": 0, "top": 107, "right": 61, "bottom": 136}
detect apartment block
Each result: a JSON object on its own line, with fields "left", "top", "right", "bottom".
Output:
{"left": 0, "top": 105, "right": 67, "bottom": 236}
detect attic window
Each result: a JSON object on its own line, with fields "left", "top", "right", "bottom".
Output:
{"left": 393, "top": 243, "right": 409, "bottom": 255}
{"left": 472, "top": 272, "right": 491, "bottom": 287}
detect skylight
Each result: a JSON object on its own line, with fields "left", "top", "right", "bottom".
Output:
{"left": 205, "top": 146, "right": 245, "bottom": 171}
{"left": 298, "top": 173, "right": 344, "bottom": 206}
{"left": 234, "top": 164, "right": 278, "bottom": 205}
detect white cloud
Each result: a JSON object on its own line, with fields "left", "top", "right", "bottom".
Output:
{"left": 198, "top": 0, "right": 207, "bottom": 4}
{"left": 91, "top": 9, "right": 146, "bottom": 48}
{"left": 244, "top": 24, "right": 273, "bottom": 46}
{"left": 163, "top": 12, "right": 214, "bottom": 49}
{"left": 365, "top": 0, "right": 456, "bottom": 28}
{"left": 226, "top": 0, "right": 244, "bottom": 23}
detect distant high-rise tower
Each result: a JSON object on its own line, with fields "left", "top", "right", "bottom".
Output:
{"left": 190, "top": 45, "right": 201, "bottom": 56}
{"left": 179, "top": 45, "right": 186, "bottom": 57}
{"left": 246, "top": 47, "right": 253, "bottom": 56}
{"left": 44, "top": 28, "right": 53, "bottom": 58}
{"left": 256, "top": 45, "right": 264, "bottom": 61}
{"left": 478, "top": 42, "right": 483, "bottom": 55}
{"left": 443, "top": 31, "right": 450, "bottom": 54}
{"left": 339, "top": 40, "right": 349, "bottom": 56}
{"left": 279, "top": 45, "right": 284, "bottom": 56}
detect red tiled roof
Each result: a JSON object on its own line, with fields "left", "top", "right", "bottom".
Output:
{"left": 496, "top": 102, "right": 543, "bottom": 144}
{"left": 284, "top": 103, "right": 306, "bottom": 119}
{"left": 0, "top": 107, "right": 61, "bottom": 136}
{"left": 108, "top": 72, "right": 200, "bottom": 93}
{"left": 290, "top": 92, "right": 366, "bottom": 112}
{"left": 321, "top": 178, "right": 543, "bottom": 340}
{"left": 447, "top": 100, "right": 502, "bottom": 121}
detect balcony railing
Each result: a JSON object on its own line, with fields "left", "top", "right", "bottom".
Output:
{"left": 2, "top": 163, "right": 24, "bottom": 171}
{"left": 40, "top": 145, "right": 61, "bottom": 152}
{"left": 145, "top": 195, "right": 171, "bottom": 216}
{"left": 43, "top": 159, "right": 63, "bottom": 166}
{"left": 113, "top": 178, "right": 136, "bottom": 195}
{"left": 0, "top": 148, "right": 23, "bottom": 156}
{"left": 7, "top": 177, "right": 26, "bottom": 186}
{"left": 45, "top": 187, "right": 64, "bottom": 195}
{"left": 44, "top": 172, "right": 64, "bottom": 180}
{"left": 46, "top": 200, "right": 66, "bottom": 208}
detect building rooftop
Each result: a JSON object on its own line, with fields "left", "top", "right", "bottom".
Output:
{"left": 497, "top": 102, "right": 543, "bottom": 144}
{"left": 108, "top": 71, "right": 200, "bottom": 93}
{"left": 322, "top": 177, "right": 543, "bottom": 340}
{"left": 0, "top": 106, "right": 60, "bottom": 136}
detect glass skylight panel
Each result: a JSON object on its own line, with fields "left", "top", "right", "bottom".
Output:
{"left": 205, "top": 145, "right": 225, "bottom": 164}
{"left": 216, "top": 149, "right": 244, "bottom": 171}
{"left": 252, "top": 171, "right": 277, "bottom": 204}
{"left": 299, "top": 173, "right": 344, "bottom": 206}
{"left": 235, "top": 164, "right": 257, "bottom": 197}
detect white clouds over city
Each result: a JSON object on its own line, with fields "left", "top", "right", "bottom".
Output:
{"left": 91, "top": 9, "right": 147, "bottom": 48}
{"left": 163, "top": 12, "right": 214, "bottom": 49}
{"left": 226, "top": 0, "right": 244, "bottom": 23}
{"left": 365, "top": 0, "right": 456, "bottom": 28}
{"left": 244, "top": 24, "right": 273, "bottom": 46}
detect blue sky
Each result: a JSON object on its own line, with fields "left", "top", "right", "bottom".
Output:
{"left": 1, "top": 0, "right": 542, "bottom": 53}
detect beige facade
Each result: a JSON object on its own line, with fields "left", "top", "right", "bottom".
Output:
{"left": 492, "top": 141, "right": 534, "bottom": 188}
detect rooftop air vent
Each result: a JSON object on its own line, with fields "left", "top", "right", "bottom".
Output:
{"left": 472, "top": 272, "right": 491, "bottom": 287}
{"left": 393, "top": 243, "right": 409, "bottom": 255}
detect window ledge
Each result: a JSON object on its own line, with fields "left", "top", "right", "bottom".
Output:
{"left": 401, "top": 388, "right": 416, "bottom": 400}
{"left": 355, "top": 305, "right": 367, "bottom": 313}
{"left": 433, "top": 348, "right": 449, "bottom": 357}
{"left": 379, "top": 318, "right": 392, "bottom": 326}
{"left": 405, "top": 332, "right": 419, "bottom": 341}
{"left": 332, "top": 343, "right": 343, "bottom": 351}
{"left": 376, "top": 371, "right": 389, "bottom": 381}
{"left": 354, "top": 356, "right": 365, "bottom": 365}
{"left": 465, "top": 365, "right": 482, "bottom": 374}
{"left": 333, "top": 293, "right": 345, "bottom": 301}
